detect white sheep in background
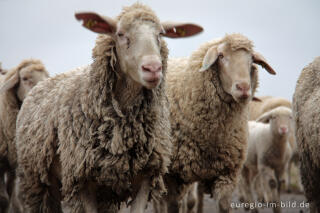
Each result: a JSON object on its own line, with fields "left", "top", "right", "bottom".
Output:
{"left": 0, "top": 59, "right": 49, "bottom": 213}
{"left": 249, "top": 96, "right": 302, "bottom": 193}
{"left": 293, "top": 56, "right": 320, "bottom": 213}
{"left": 240, "top": 106, "right": 293, "bottom": 213}
{"left": 15, "top": 3, "right": 203, "bottom": 213}
{"left": 156, "top": 33, "right": 275, "bottom": 213}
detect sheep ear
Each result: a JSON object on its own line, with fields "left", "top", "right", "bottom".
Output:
{"left": 161, "top": 22, "right": 203, "bottom": 38}
{"left": 256, "top": 111, "right": 272, "bottom": 123}
{"left": 253, "top": 52, "right": 276, "bottom": 75}
{"left": 0, "top": 72, "right": 19, "bottom": 93}
{"left": 75, "top": 12, "right": 116, "bottom": 34}
{"left": 199, "top": 46, "right": 219, "bottom": 72}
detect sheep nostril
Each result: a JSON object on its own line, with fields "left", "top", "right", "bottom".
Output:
{"left": 142, "top": 65, "right": 151, "bottom": 72}
{"left": 142, "top": 63, "right": 162, "bottom": 73}
{"left": 236, "top": 83, "right": 250, "bottom": 92}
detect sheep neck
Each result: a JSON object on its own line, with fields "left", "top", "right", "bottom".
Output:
{"left": 264, "top": 130, "right": 288, "bottom": 168}
{"left": 113, "top": 73, "right": 143, "bottom": 111}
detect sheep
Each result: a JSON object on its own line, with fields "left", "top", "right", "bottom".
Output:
{"left": 240, "top": 106, "right": 293, "bottom": 213}
{"left": 156, "top": 33, "right": 275, "bottom": 213}
{"left": 0, "top": 59, "right": 49, "bottom": 212}
{"left": 292, "top": 56, "right": 320, "bottom": 213}
{"left": 249, "top": 96, "right": 301, "bottom": 193}
{"left": 249, "top": 96, "right": 292, "bottom": 120}
{"left": 15, "top": 3, "right": 203, "bottom": 213}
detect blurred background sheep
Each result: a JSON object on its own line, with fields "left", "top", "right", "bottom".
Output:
{"left": 0, "top": 59, "right": 49, "bottom": 213}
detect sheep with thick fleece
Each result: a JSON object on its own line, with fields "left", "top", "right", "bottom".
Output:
{"left": 241, "top": 106, "right": 293, "bottom": 213}
{"left": 0, "top": 59, "right": 49, "bottom": 212}
{"left": 15, "top": 3, "right": 203, "bottom": 213}
{"left": 293, "top": 56, "right": 320, "bottom": 213}
{"left": 159, "top": 33, "right": 275, "bottom": 213}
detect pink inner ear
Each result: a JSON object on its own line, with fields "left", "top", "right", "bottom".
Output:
{"left": 75, "top": 12, "right": 113, "bottom": 33}
{"left": 165, "top": 24, "right": 203, "bottom": 38}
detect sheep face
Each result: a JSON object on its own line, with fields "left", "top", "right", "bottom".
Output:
{"left": 0, "top": 61, "right": 49, "bottom": 101}
{"left": 217, "top": 46, "right": 254, "bottom": 103}
{"left": 75, "top": 5, "right": 203, "bottom": 90}
{"left": 17, "top": 68, "right": 49, "bottom": 101}
{"left": 257, "top": 107, "right": 293, "bottom": 137}
{"left": 199, "top": 34, "right": 275, "bottom": 103}
{"left": 114, "top": 19, "right": 164, "bottom": 89}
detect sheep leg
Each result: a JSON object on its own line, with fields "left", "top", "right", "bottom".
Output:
{"left": 0, "top": 170, "right": 8, "bottom": 212}
{"left": 153, "top": 199, "right": 167, "bottom": 213}
{"left": 167, "top": 199, "right": 183, "bottom": 213}
{"left": 186, "top": 182, "right": 198, "bottom": 213}
{"left": 130, "top": 178, "right": 150, "bottom": 213}
{"left": 196, "top": 182, "right": 204, "bottom": 213}
{"left": 218, "top": 194, "right": 232, "bottom": 213}
{"left": 8, "top": 177, "right": 24, "bottom": 213}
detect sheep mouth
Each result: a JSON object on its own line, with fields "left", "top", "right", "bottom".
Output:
{"left": 143, "top": 79, "right": 161, "bottom": 89}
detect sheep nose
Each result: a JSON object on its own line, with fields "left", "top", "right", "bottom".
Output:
{"left": 236, "top": 82, "right": 250, "bottom": 93}
{"left": 279, "top": 126, "right": 288, "bottom": 134}
{"left": 142, "top": 62, "right": 162, "bottom": 73}
{"left": 236, "top": 82, "right": 250, "bottom": 99}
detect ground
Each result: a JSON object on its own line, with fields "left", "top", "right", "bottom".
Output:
{"left": 121, "top": 192, "right": 308, "bottom": 213}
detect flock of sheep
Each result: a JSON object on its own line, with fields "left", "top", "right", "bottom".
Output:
{"left": 0, "top": 3, "right": 319, "bottom": 213}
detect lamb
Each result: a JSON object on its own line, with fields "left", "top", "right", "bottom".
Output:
{"left": 292, "top": 56, "right": 320, "bottom": 213}
{"left": 0, "top": 59, "right": 49, "bottom": 212}
{"left": 157, "top": 33, "right": 275, "bottom": 213}
{"left": 15, "top": 3, "right": 203, "bottom": 213}
{"left": 249, "top": 96, "right": 301, "bottom": 193}
{"left": 240, "top": 106, "right": 293, "bottom": 213}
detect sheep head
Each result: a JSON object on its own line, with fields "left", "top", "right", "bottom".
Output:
{"left": 256, "top": 106, "right": 293, "bottom": 137}
{"left": 199, "top": 34, "right": 275, "bottom": 103}
{"left": 0, "top": 59, "right": 49, "bottom": 101}
{"left": 75, "top": 3, "right": 203, "bottom": 89}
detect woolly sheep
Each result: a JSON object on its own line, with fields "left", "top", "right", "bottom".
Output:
{"left": 15, "top": 3, "right": 203, "bottom": 213}
{"left": 0, "top": 59, "right": 49, "bottom": 212}
{"left": 241, "top": 106, "right": 293, "bottom": 213}
{"left": 249, "top": 96, "right": 301, "bottom": 193}
{"left": 293, "top": 56, "right": 320, "bottom": 213}
{"left": 158, "top": 33, "right": 275, "bottom": 213}
{"left": 249, "top": 96, "right": 292, "bottom": 120}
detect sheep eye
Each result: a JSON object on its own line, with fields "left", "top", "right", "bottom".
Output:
{"left": 117, "top": 32, "right": 124, "bottom": 37}
{"left": 22, "top": 77, "right": 28, "bottom": 81}
{"left": 218, "top": 54, "right": 224, "bottom": 59}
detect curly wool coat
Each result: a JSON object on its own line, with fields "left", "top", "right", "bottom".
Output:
{"left": 0, "top": 59, "right": 48, "bottom": 170}
{"left": 165, "top": 34, "right": 259, "bottom": 199}
{"left": 16, "top": 5, "right": 172, "bottom": 212}
{"left": 293, "top": 56, "right": 320, "bottom": 209}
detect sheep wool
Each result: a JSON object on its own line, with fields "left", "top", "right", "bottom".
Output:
{"left": 293, "top": 56, "right": 320, "bottom": 211}
{"left": 16, "top": 3, "right": 172, "bottom": 212}
{"left": 166, "top": 34, "right": 259, "bottom": 199}
{"left": 0, "top": 59, "right": 48, "bottom": 169}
